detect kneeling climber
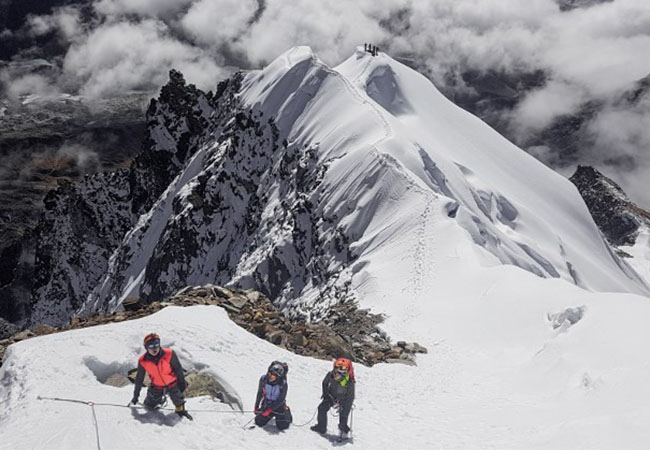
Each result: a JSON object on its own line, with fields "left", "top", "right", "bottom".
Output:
{"left": 254, "top": 361, "right": 292, "bottom": 430}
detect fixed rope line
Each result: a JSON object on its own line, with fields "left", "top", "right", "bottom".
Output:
{"left": 291, "top": 408, "right": 318, "bottom": 427}
{"left": 89, "top": 402, "right": 102, "bottom": 450}
{"left": 241, "top": 415, "right": 256, "bottom": 429}
{"left": 39, "top": 396, "right": 323, "bottom": 433}
{"left": 37, "top": 396, "right": 102, "bottom": 450}
{"left": 38, "top": 396, "right": 253, "bottom": 414}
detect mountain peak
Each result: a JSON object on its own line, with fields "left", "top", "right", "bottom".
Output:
{"left": 571, "top": 165, "right": 650, "bottom": 246}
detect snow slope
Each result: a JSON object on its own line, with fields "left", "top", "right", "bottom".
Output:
{"left": 3, "top": 281, "right": 650, "bottom": 449}
{"left": 621, "top": 225, "right": 650, "bottom": 287}
{"left": 4, "top": 46, "right": 650, "bottom": 449}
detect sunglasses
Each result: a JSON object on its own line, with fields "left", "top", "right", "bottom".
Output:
{"left": 146, "top": 342, "right": 161, "bottom": 350}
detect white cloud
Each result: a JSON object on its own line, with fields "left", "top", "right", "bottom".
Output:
{"left": 0, "top": 72, "right": 60, "bottom": 101}
{"left": 94, "top": 0, "right": 195, "bottom": 19}
{"left": 512, "top": 80, "right": 588, "bottom": 133}
{"left": 26, "top": 6, "right": 84, "bottom": 42}
{"left": 181, "top": 0, "right": 258, "bottom": 47}
{"left": 5, "top": 0, "right": 650, "bottom": 206}
{"left": 62, "top": 19, "right": 225, "bottom": 98}
{"left": 238, "top": 0, "right": 387, "bottom": 66}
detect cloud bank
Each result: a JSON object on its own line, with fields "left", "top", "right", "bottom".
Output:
{"left": 1, "top": 0, "right": 650, "bottom": 206}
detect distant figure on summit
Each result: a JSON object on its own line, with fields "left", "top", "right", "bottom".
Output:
{"left": 129, "top": 332, "right": 192, "bottom": 420}
{"left": 364, "top": 43, "right": 379, "bottom": 57}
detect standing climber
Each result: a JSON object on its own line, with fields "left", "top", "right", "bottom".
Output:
{"left": 311, "top": 358, "right": 355, "bottom": 440}
{"left": 129, "top": 332, "right": 192, "bottom": 420}
{"left": 254, "top": 361, "right": 292, "bottom": 430}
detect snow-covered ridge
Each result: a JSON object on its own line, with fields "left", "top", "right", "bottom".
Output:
{"left": 241, "top": 45, "right": 648, "bottom": 296}
{"left": 32, "top": 46, "right": 649, "bottom": 326}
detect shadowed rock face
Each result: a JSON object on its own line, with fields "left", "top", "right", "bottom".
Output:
{"left": 0, "top": 93, "right": 147, "bottom": 324}
{"left": 27, "top": 70, "right": 235, "bottom": 326}
{"left": 570, "top": 165, "right": 650, "bottom": 246}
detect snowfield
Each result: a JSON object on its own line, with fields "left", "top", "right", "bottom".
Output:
{"left": 3, "top": 46, "right": 650, "bottom": 449}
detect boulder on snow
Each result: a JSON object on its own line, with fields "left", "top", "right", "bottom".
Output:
{"left": 12, "top": 329, "right": 35, "bottom": 342}
{"left": 548, "top": 306, "right": 586, "bottom": 330}
{"left": 105, "top": 373, "right": 131, "bottom": 388}
{"left": 122, "top": 297, "right": 145, "bottom": 312}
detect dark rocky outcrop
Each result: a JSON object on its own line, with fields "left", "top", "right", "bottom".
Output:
{"left": 26, "top": 71, "right": 241, "bottom": 326}
{"left": 0, "top": 92, "right": 147, "bottom": 323}
{"left": 0, "top": 317, "right": 20, "bottom": 340}
{"left": 1, "top": 285, "right": 427, "bottom": 368}
{"left": 570, "top": 165, "right": 650, "bottom": 246}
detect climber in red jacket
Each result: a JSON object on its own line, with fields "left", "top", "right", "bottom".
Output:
{"left": 129, "top": 332, "right": 192, "bottom": 420}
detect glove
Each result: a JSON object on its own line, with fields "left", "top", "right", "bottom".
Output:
{"left": 262, "top": 408, "right": 272, "bottom": 417}
{"left": 254, "top": 408, "right": 261, "bottom": 415}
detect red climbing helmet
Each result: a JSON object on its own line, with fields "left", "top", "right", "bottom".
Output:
{"left": 333, "top": 358, "right": 355, "bottom": 380}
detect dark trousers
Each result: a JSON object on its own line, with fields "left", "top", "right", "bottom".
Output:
{"left": 255, "top": 405, "right": 292, "bottom": 430}
{"left": 316, "top": 398, "right": 351, "bottom": 433}
{"left": 143, "top": 384, "right": 185, "bottom": 409}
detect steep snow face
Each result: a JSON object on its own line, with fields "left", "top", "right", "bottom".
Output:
{"left": 240, "top": 46, "right": 648, "bottom": 299}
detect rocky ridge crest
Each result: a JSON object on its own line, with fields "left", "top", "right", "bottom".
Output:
{"left": 1, "top": 285, "right": 427, "bottom": 368}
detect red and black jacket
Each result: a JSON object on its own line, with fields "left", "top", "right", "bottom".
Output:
{"left": 133, "top": 348, "right": 186, "bottom": 399}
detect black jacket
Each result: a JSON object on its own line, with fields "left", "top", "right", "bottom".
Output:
{"left": 133, "top": 348, "right": 186, "bottom": 400}
{"left": 254, "top": 374, "right": 288, "bottom": 413}
{"left": 322, "top": 370, "right": 354, "bottom": 412}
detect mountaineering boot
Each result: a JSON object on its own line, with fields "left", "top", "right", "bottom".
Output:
{"left": 310, "top": 424, "right": 326, "bottom": 434}
{"left": 175, "top": 404, "right": 193, "bottom": 421}
{"left": 337, "top": 431, "right": 349, "bottom": 442}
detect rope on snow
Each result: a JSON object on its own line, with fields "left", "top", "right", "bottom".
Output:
{"left": 38, "top": 396, "right": 253, "bottom": 413}
{"left": 38, "top": 395, "right": 325, "bottom": 436}
{"left": 291, "top": 408, "right": 318, "bottom": 427}
{"left": 89, "top": 402, "right": 102, "bottom": 450}
{"left": 38, "top": 396, "right": 102, "bottom": 450}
